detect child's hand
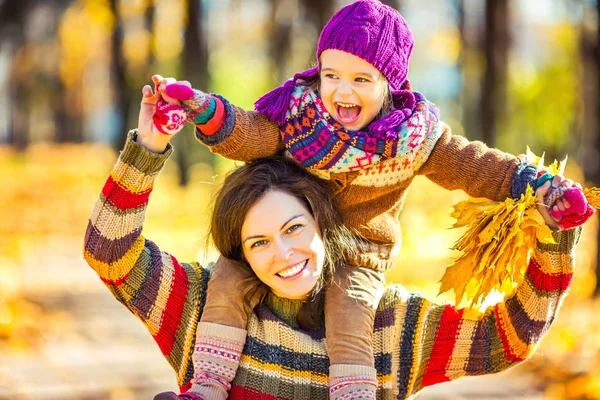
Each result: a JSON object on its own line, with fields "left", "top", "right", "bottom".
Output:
{"left": 152, "top": 75, "right": 193, "bottom": 103}
{"left": 536, "top": 180, "right": 560, "bottom": 230}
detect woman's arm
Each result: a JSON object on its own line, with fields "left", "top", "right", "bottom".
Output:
{"left": 84, "top": 84, "right": 210, "bottom": 386}
{"left": 83, "top": 131, "right": 208, "bottom": 386}
{"left": 396, "top": 227, "right": 580, "bottom": 398}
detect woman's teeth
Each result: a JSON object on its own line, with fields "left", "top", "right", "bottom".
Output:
{"left": 277, "top": 260, "right": 307, "bottom": 278}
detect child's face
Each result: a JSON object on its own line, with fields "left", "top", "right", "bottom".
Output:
{"left": 319, "top": 49, "right": 387, "bottom": 131}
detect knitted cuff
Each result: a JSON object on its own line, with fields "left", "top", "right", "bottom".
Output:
{"left": 511, "top": 162, "right": 538, "bottom": 199}
{"left": 195, "top": 98, "right": 225, "bottom": 136}
{"left": 329, "top": 364, "right": 378, "bottom": 400}
{"left": 194, "top": 95, "right": 236, "bottom": 147}
{"left": 190, "top": 322, "right": 247, "bottom": 399}
{"left": 120, "top": 130, "right": 173, "bottom": 174}
{"left": 537, "top": 226, "right": 583, "bottom": 254}
{"left": 181, "top": 89, "right": 215, "bottom": 125}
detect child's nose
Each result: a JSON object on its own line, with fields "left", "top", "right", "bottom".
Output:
{"left": 338, "top": 80, "right": 353, "bottom": 95}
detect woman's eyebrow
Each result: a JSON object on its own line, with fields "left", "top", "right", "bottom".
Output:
{"left": 243, "top": 214, "right": 305, "bottom": 244}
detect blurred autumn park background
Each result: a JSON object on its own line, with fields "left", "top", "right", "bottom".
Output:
{"left": 2, "top": 0, "right": 600, "bottom": 398}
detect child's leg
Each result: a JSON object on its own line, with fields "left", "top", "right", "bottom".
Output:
{"left": 325, "top": 265, "right": 385, "bottom": 399}
{"left": 189, "top": 256, "right": 259, "bottom": 399}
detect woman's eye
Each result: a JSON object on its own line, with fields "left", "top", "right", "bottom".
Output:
{"left": 286, "top": 224, "right": 303, "bottom": 234}
{"left": 250, "top": 240, "right": 268, "bottom": 249}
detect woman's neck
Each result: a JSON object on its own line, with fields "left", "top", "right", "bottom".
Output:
{"left": 263, "top": 291, "right": 305, "bottom": 328}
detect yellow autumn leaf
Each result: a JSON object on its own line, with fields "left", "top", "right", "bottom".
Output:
{"left": 584, "top": 188, "right": 600, "bottom": 209}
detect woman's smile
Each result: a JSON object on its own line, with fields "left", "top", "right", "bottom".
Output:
{"left": 241, "top": 190, "right": 325, "bottom": 300}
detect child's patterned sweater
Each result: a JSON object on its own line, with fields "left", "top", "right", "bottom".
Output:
{"left": 195, "top": 88, "right": 536, "bottom": 271}
{"left": 83, "top": 132, "right": 580, "bottom": 399}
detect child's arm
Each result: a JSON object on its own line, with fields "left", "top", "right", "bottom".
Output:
{"left": 162, "top": 81, "right": 284, "bottom": 161}
{"left": 417, "top": 123, "right": 532, "bottom": 201}
{"left": 83, "top": 132, "right": 205, "bottom": 387}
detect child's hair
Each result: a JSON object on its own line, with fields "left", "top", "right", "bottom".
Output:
{"left": 256, "top": 0, "right": 416, "bottom": 138}
{"left": 209, "top": 156, "right": 357, "bottom": 329}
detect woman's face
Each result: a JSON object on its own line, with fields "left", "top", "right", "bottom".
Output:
{"left": 241, "top": 190, "right": 325, "bottom": 300}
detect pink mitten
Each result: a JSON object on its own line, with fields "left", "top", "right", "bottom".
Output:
{"left": 165, "top": 83, "right": 194, "bottom": 101}
{"left": 152, "top": 97, "right": 188, "bottom": 135}
{"left": 544, "top": 186, "right": 594, "bottom": 229}
{"left": 559, "top": 206, "right": 595, "bottom": 230}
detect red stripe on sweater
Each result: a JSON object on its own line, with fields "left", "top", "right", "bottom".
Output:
{"left": 230, "top": 385, "right": 291, "bottom": 400}
{"left": 494, "top": 306, "right": 525, "bottom": 363}
{"left": 526, "top": 257, "right": 572, "bottom": 292}
{"left": 102, "top": 175, "right": 152, "bottom": 211}
{"left": 100, "top": 270, "right": 130, "bottom": 287}
{"left": 421, "top": 305, "right": 464, "bottom": 387}
{"left": 154, "top": 255, "right": 189, "bottom": 356}
{"left": 179, "top": 382, "right": 192, "bottom": 394}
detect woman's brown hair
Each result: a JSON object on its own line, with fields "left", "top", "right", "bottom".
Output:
{"left": 209, "top": 156, "right": 355, "bottom": 329}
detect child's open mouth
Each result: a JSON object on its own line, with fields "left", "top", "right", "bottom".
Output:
{"left": 335, "top": 102, "right": 362, "bottom": 126}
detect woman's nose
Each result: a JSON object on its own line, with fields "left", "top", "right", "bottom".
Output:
{"left": 273, "top": 238, "right": 293, "bottom": 261}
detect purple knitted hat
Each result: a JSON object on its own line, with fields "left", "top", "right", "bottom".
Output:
{"left": 255, "top": 0, "right": 416, "bottom": 139}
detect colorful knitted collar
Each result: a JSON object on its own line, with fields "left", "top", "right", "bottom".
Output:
{"left": 280, "top": 87, "right": 439, "bottom": 173}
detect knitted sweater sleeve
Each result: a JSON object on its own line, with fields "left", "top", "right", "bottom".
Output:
{"left": 416, "top": 122, "right": 533, "bottom": 201}
{"left": 397, "top": 227, "right": 580, "bottom": 398}
{"left": 194, "top": 95, "right": 284, "bottom": 162}
{"left": 82, "top": 131, "right": 207, "bottom": 387}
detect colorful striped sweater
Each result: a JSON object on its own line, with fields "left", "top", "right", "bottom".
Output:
{"left": 194, "top": 87, "right": 537, "bottom": 271}
{"left": 83, "top": 131, "right": 580, "bottom": 399}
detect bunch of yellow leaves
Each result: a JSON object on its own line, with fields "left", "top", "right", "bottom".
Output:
{"left": 439, "top": 149, "right": 600, "bottom": 308}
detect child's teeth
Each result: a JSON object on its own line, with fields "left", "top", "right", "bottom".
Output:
{"left": 278, "top": 261, "right": 306, "bottom": 277}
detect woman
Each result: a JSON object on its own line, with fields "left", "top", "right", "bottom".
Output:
{"left": 83, "top": 84, "right": 582, "bottom": 400}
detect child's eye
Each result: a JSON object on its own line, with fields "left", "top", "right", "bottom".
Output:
{"left": 250, "top": 240, "right": 268, "bottom": 249}
{"left": 285, "top": 224, "right": 303, "bottom": 234}
{"left": 324, "top": 73, "right": 338, "bottom": 80}
{"left": 355, "top": 77, "right": 370, "bottom": 83}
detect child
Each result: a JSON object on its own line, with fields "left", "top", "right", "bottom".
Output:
{"left": 154, "top": 0, "right": 592, "bottom": 399}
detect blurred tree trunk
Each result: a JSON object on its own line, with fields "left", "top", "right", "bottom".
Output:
{"left": 173, "top": 0, "right": 211, "bottom": 187}
{"left": 595, "top": 0, "right": 600, "bottom": 296}
{"left": 53, "top": 0, "right": 84, "bottom": 143}
{"left": 302, "top": 0, "right": 334, "bottom": 56}
{"left": 0, "top": 0, "right": 32, "bottom": 149}
{"left": 584, "top": 0, "right": 600, "bottom": 296}
{"left": 379, "top": 0, "right": 400, "bottom": 9}
{"left": 457, "top": 0, "right": 482, "bottom": 141}
{"left": 481, "top": 0, "right": 509, "bottom": 147}
{"left": 268, "top": 0, "right": 295, "bottom": 83}
{"left": 109, "top": 0, "right": 131, "bottom": 150}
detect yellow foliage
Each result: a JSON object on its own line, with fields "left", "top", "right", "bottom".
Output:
{"left": 585, "top": 188, "right": 600, "bottom": 210}
{"left": 440, "top": 185, "right": 555, "bottom": 307}
{"left": 441, "top": 150, "right": 600, "bottom": 308}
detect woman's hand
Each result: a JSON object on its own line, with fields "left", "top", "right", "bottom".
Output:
{"left": 536, "top": 175, "right": 586, "bottom": 230}
{"left": 536, "top": 180, "right": 560, "bottom": 230}
{"left": 136, "top": 75, "right": 190, "bottom": 153}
